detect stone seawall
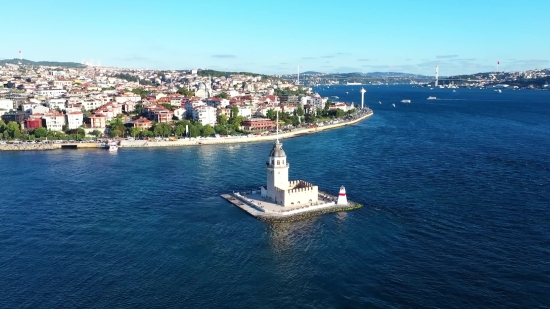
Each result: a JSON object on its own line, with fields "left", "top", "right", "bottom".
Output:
{"left": 0, "top": 142, "right": 102, "bottom": 151}
{"left": 256, "top": 203, "right": 362, "bottom": 223}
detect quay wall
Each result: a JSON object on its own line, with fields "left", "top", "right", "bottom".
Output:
{"left": 0, "top": 142, "right": 100, "bottom": 151}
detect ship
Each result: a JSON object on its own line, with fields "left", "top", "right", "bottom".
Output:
{"left": 400, "top": 99, "right": 411, "bottom": 103}
{"left": 346, "top": 82, "right": 362, "bottom": 85}
{"left": 427, "top": 96, "right": 437, "bottom": 100}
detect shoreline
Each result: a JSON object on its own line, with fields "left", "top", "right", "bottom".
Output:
{"left": 0, "top": 110, "right": 373, "bottom": 151}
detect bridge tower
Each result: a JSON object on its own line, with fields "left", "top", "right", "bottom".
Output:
{"left": 360, "top": 87, "right": 366, "bottom": 109}
{"left": 435, "top": 66, "right": 439, "bottom": 87}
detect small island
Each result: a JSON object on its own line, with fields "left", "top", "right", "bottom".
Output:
{"left": 222, "top": 133, "right": 361, "bottom": 223}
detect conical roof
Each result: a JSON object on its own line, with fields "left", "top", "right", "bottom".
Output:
{"left": 269, "top": 140, "right": 286, "bottom": 157}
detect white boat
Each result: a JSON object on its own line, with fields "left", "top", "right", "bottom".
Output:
{"left": 104, "top": 141, "right": 118, "bottom": 151}
{"left": 401, "top": 99, "right": 411, "bottom": 103}
{"left": 452, "top": 90, "right": 456, "bottom": 92}
{"left": 379, "top": 101, "right": 382, "bottom": 104}
{"left": 427, "top": 96, "right": 437, "bottom": 100}
{"left": 392, "top": 103, "right": 396, "bottom": 107}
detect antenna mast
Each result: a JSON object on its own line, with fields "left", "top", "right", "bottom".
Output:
{"left": 276, "top": 110, "right": 279, "bottom": 142}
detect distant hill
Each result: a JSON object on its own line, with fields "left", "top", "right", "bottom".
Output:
{"left": 0, "top": 58, "right": 86, "bottom": 68}
{"left": 364, "top": 72, "right": 426, "bottom": 77}
{"left": 301, "top": 71, "right": 323, "bottom": 75}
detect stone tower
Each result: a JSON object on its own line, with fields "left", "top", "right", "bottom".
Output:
{"left": 266, "top": 140, "right": 289, "bottom": 200}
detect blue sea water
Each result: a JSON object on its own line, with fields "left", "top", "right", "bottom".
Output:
{"left": 1, "top": 85, "right": 549, "bottom": 308}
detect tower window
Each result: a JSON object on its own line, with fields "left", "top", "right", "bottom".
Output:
{"left": 277, "top": 160, "right": 280, "bottom": 165}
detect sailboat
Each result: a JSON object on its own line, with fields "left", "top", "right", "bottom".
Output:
{"left": 392, "top": 103, "right": 396, "bottom": 107}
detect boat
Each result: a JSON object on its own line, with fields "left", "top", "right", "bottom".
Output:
{"left": 103, "top": 141, "right": 119, "bottom": 151}
{"left": 392, "top": 103, "right": 396, "bottom": 107}
{"left": 453, "top": 90, "right": 456, "bottom": 92}
{"left": 427, "top": 96, "right": 437, "bottom": 100}
{"left": 401, "top": 99, "right": 411, "bottom": 103}
{"left": 331, "top": 96, "right": 339, "bottom": 99}
{"left": 379, "top": 101, "right": 382, "bottom": 104}
{"left": 346, "top": 82, "right": 361, "bottom": 85}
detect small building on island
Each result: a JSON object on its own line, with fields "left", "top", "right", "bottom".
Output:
{"left": 260, "top": 139, "right": 319, "bottom": 207}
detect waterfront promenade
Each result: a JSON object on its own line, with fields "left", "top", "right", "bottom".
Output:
{"left": 0, "top": 109, "right": 373, "bottom": 151}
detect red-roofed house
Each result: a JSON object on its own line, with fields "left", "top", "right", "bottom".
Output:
{"left": 89, "top": 113, "right": 107, "bottom": 128}
{"left": 133, "top": 117, "right": 152, "bottom": 129}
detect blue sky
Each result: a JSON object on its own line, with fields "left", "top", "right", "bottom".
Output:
{"left": 2, "top": 0, "right": 548, "bottom": 75}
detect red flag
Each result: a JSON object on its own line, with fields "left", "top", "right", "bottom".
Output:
{"left": 497, "top": 61, "right": 500, "bottom": 65}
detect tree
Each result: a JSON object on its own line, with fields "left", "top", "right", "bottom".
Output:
{"left": 217, "top": 114, "right": 228, "bottom": 126}
{"left": 34, "top": 127, "right": 48, "bottom": 138}
{"left": 216, "top": 92, "right": 229, "bottom": 99}
{"left": 291, "top": 115, "right": 300, "bottom": 126}
{"left": 230, "top": 106, "right": 240, "bottom": 120}
{"left": 174, "top": 125, "right": 185, "bottom": 137}
{"left": 161, "top": 103, "right": 173, "bottom": 111}
{"left": 201, "top": 124, "right": 215, "bottom": 137}
{"left": 91, "top": 130, "right": 102, "bottom": 138}
{"left": 62, "top": 123, "right": 70, "bottom": 132}
{"left": 6, "top": 122, "right": 21, "bottom": 139}
{"left": 76, "top": 128, "right": 86, "bottom": 139}
{"left": 296, "top": 106, "right": 304, "bottom": 117}
{"left": 176, "top": 88, "right": 194, "bottom": 96}
{"left": 134, "top": 103, "right": 144, "bottom": 115}
{"left": 266, "top": 108, "right": 276, "bottom": 120}
{"left": 189, "top": 125, "right": 200, "bottom": 137}
{"left": 214, "top": 125, "right": 228, "bottom": 135}
{"left": 109, "top": 117, "right": 124, "bottom": 133}
{"left": 130, "top": 127, "right": 141, "bottom": 138}
{"left": 111, "top": 129, "right": 121, "bottom": 137}
{"left": 231, "top": 115, "right": 245, "bottom": 128}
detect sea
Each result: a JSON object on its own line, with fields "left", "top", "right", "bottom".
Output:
{"left": 1, "top": 85, "right": 549, "bottom": 308}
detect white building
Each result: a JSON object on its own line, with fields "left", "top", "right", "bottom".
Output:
{"left": 66, "top": 111, "right": 83, "bottom": 129}
{"left": 0, "top": 99, "right": 14, "bottom": 110}
{"left": 173, "top": 107, "right": 186, "bottom": 120}
{"left": 261, "top": 140, "right": 319, "bottom": 206}
{"left": 47, "top": 98, "right": 67, "bottom": 110}
{"left": 238, "top": 106, "right": 252, "bottom": 119}
{"left": 42, "top": 112, "right": 66, "bottom": 131}
{"left": 192, "top": 105, "right": 217, "bottom": 126}
{"left": 34, "top": 89, "right": 67, "bottom": 98}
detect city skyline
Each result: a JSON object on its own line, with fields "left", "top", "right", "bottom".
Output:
{"left": 2, "top": 0, "right": 549, "bottom": 75}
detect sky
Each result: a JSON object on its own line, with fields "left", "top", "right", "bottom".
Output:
{"left": 2, "top": 0, "right": 549, "bottom": 75}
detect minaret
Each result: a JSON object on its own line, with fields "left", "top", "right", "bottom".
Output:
{"left": 336, "top": 186, "right": 348, "bottom": 205}
{"left": 360, "top": 87, "right": 366, "bottom": 109}
{"left": 266, "top": 112, "right": 289, "bottom": 201}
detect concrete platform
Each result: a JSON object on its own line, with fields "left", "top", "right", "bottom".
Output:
{"left": 221, "top": 190, "right": 362, "bottom": 223}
